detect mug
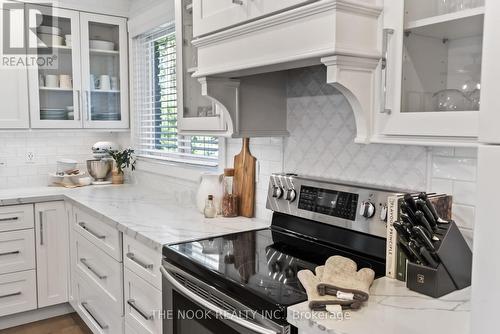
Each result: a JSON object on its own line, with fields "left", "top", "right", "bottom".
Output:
{"left": 64, "top": 34, "right": 72, "bottom": 47}
{"left": 39, "top": 74, "right": 45, "bottom": 87}
{"left": 45, "top": 74, "right": 59, "bottom": 88}
{"left": 96, "top": 75, "right": 111, "bottom": 90}
{"left": 111, "top": 76, "right": 119, "bottom": 91}
{"left": 59, "top": 74, "right": 72, "bottom": 89}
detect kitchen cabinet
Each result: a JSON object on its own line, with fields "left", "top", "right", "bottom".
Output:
{"left": 192, "top": 0, "right": 315, "bottom": 37}
{"left": 0, "top": 6, "right": 30, "bottom": 129}
{"left": 177, "top": 0, "right": 228, "bottom": 135}
{"left": 375, "top": 0, "right": 484, "bottom": 145}
{"left": 35, "top": 201, "right": 69, "bottom": 308}
{"left": 80, "top": 13, "right": 129, "bottom": 129}
{"left": 26, "top": 5, "right": 129, "bottom": 129}
{"left": 0, "top": 270, "right": 37, "bottom": 317}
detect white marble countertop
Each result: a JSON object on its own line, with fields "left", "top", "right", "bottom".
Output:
{"left": 0, "top": 185, "right": 270, "bottom": 250}
{"left": 288, "top": 277, "right": 470, "bottom": 334}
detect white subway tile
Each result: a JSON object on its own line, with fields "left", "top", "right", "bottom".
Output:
{"left": 432, "top": 156, "right": 477, "bottom": 181}
{"left": 430, "top": 178, "right": 453, "bottom": 194}
{"left": 452, "top": 180, "right": 477, "bottom": 206}
{"left": 452, "top": 204, "right": 475, "bottom": 230}
{"left": 459, "top": 228, "right": 474, "bottom": 249}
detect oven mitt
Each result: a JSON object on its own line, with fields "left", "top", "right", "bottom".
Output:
{"left": 317, "top": 256, "right": 375, "bottom": 303}
{"left": 297, "top": 265, "right": 363, "bottom": 310}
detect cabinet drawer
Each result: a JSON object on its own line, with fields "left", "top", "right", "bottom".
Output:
{"left": 74, "top": 207, "right": 122, "bottom": 261}
{"left": 0, "top": 229, "right": 35, "bottom": 275}
{"left": 74, "top": 272, "right": 124, "bottom": 334}
{"left": 74, "top": 231, "right": 123, "bottom": 313}
{"left": 0, "top": 204, "right": 34, "bottom": 232}
{"left": 124, "top": 268, "right": 162, "bottom": 334}
{"left": 0, "top": 270, "right": 37, "bottom": 317}
{"left": 124, "top": 236, "right": 162, "bottom": 289}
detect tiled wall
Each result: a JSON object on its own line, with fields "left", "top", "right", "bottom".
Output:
{"left": 0, "top": 131, "right": 118, "bottom": 188}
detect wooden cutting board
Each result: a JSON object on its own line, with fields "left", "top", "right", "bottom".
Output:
{"left": 233, "top": 138, "right": 256, "bottom": 218}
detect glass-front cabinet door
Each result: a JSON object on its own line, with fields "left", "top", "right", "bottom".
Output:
{"left": 28, "top": 5, "right": 82, "bottom": 128}
{"left": 379, "top": 0, "right": 484, "bottom": 141}
{"left": 80, "top": 13, "right": 128, "bottom": 129}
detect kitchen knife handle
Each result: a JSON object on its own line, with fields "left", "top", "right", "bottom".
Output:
{"left": 420, "top": 246, "right": 439, "bottom": 269}
{"left": 398, "top": 237, "right": 417, "bottom": 263}
{"left": 404, "top": 194, "right": 418, "bottom": 212}
{"left": 408, "top": 241, "right": 425, "bottom": 264}
{"left": 415, "top": 211, "right": 434, "bottom": 235}
{"left": 400, "top": 202, "right": 418, "bottom": 224}
{"left": 412, "top": 226, "right": 435, "bottom": 252}
{"left": 416, "top": 199, "right": 437, "bottom": 230}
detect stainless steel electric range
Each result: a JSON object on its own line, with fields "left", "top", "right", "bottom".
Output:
{"left": 161, "top": 174, "right": 408, "bottom": 334}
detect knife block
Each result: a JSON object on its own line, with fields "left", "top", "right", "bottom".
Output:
{"left": 406, "top": 221, "right": 472, "bottom": 298}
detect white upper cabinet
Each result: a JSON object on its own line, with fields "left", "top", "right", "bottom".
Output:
{"left": 0, "top": 6, "right": 29, "bottom": 129}
{"left": 80, "top": 13, "right": 129, "bottom": 129}
{"left": 28, "top": 5, "right": 83, "bottom": 129}
{"left": 192, "top": 0, "right": 315, "bottom": 37}
{"left": 376, "top": 0, "right": 484, "bottom": 145}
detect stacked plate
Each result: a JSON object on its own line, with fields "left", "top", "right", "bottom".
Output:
{"left": 92, "top": 112, "right": 121, "bottom": 121}
{"left": 37, "top": 26, "right": 64, "bottom": 47}
{"left": 41, "top": 109, "right": 67, "bottom": 120}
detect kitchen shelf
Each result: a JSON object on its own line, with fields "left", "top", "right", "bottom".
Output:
{"left": 91, "top": 89, "right": 120, "bottom": 93}
{"left": 39, "top": 87, "right": 73, "bottom": 92}
{"left": 405, "top": 7, "right": 484, "bottom": 39}
{"left": 90, "top": 48, "right": 119, "bottom": 55}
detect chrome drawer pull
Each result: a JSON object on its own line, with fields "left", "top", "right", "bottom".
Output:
{"left": 126, "top": 252, "right": 154, "bottom": 270}
{"left": 39, "top": 212, "right": 44, "bottom": 246}
{"left": 0, "top": 291, "right": 21, "bottom": 299}
{"left": 80, "top": 258, "right": 107, "bottom": 280}
{"left": 127, "top": 299, "right": 153, "bottom": 320}
{"left": 0, "top": 217, "right": 19, "bottom": 222}
{"left": 232, "top": 0, "right": 244, "bottom": 4}
{"left": 0, "top": 250, "right": 20, "bottom": 257}
{"left": 78, "top": 222, "right": 106, "bottom": 239}
{"left": 81, "top": 302, "right": 109, "bottom": 330}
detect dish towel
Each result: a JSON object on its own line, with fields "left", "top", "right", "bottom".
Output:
{"left": 317, "top": 256, "right": 375, "bottom": 303}
{"left": 297, "top": 266, "right": 363, "bottom": 310}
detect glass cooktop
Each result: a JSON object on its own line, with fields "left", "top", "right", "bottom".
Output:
{"left": 163, "top": 226, "right": 384, "bottom": 317}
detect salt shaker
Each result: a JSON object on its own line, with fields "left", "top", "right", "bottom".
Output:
{"left": 204, "top": 195, "right": 217, "bottom": 218}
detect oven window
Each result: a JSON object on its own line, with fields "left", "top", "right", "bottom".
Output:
{"left": 173, "top": 291, "right": 239, "bottom": 334}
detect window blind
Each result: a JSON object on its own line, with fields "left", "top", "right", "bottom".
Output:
{"left": 132, "top": 25, "right": 219, "bottom": 167}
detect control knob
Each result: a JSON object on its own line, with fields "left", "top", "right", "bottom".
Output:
{"left": 285, "top": 188, "right": 297, "bottom": 202}
{"left": 272, "top": 186, "right": 283, "bottom": 199}
{"left": 359, "top": 201, "right": 376, "bottom": 218}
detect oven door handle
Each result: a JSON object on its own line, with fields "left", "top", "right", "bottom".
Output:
{"left": 160, "top": 266, "right": 279, "bottom": 334}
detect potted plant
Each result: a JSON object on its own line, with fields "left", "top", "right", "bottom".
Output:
{"left": 106, "top": 148, "right": 136, "bottom": 184}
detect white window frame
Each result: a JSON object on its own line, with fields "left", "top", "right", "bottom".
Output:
{"left": 129, "top": 24, "right": 225, "bottom": 181}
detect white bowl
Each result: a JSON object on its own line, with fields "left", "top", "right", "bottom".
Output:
{"left": 89, "top": 40, "right": 115, "bottom": 51}
{"left": 57, "top": 159, "right": 78, "bottom": 174}
{"left": 38, "top": 33, "right": 64, "bottom": 47}
{"left": 38, "top": 26, "right": 62, "bottom": 35}
{"left": 78, "top": 177, "right": 92, "bottom": 186}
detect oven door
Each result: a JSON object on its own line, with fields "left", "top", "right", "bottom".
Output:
{"left": 160, "top": 262, "right": 289, "bottom": 334}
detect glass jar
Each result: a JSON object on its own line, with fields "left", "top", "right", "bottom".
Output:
{"left": 204, "top": 195, "right": 217, "bottom": 218}
{"left": 222, "top": 168, "right": 239, "bottom": 217}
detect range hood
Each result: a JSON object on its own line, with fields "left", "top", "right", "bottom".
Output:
{"left": 191, "top": 0, "right": 383, "bottom": 143}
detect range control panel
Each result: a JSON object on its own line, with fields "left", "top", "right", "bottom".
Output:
{"left": 266, "top": 173, "right": 410, "bottom": 239}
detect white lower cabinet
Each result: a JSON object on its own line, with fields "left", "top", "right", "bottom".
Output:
{"left": 0, "top": 204, "right": 35, "bottom": 232}
{"left": 0, "top": 270, "right": 37, "bottom": 317}
{"left": 73, "top": 231, "right": 123, "bottom": 311}
{"left": 74, "top": 272, "right": 124, "bottom": 334}
{"left": 0, "top": 229, "right": 36, "bottom": 275}
{"left": 124, "top": 268, "right": 162, "bottom": 334}
{"left": 35, "top": 201, "right": 69, "bottom": 308}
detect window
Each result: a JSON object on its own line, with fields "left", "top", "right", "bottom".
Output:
{"left": 133, "top": 25, "right": 219, "bottom": 167}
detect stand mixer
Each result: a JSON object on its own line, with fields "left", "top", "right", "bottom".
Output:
{"left": 87, "top": 141, "right": 119, "bottom": 185}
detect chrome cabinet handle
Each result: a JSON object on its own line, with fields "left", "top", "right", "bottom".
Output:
{"left": 0, "top": 217, "right": 18, "bottom": 222}
{"left": 380, "top": 28, "right": 394, "bottom": 114}
{"left": 127, "top": 299, "right": 153, "bottom": 320}
{"left": 80, "top": 258, "right": 107, "bottom": 280}
{"left": 232, "top": 0, "right": 244, "bottom": 4}
{"left": 78, "top": 222, "right": 106, "bottom": 239}
{"left": 126, "top": 253, "right": 154, "bottom": 270}
{"left": 160, "top": 266, "right": 278, "bottom": 334}
{"left": 81, "top": 302, "right": 109, "bottom": 330}
{"left": 39, "top": 211, "right": 44, "bottom": 246}
{"left": 76, "top": 89, "right": 81, "bottom": 120}
{"left": 0, "top": 291, "right": 21, "bottom": 299}
{"left": 0, "top": 250, "right": 20, "bottom": 256}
